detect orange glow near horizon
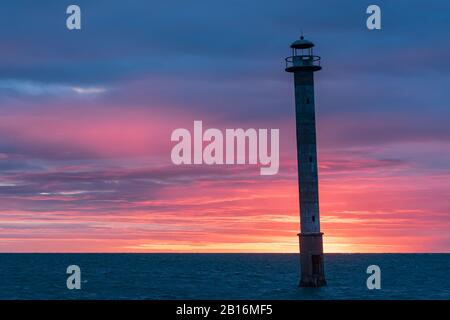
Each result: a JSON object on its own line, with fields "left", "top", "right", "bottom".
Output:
{"left": 2, "top": 167, "right": 449, "bottom": 253}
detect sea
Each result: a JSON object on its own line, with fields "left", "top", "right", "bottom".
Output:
{"left": 0, "top": 254, "right": 449, "bottom": 300}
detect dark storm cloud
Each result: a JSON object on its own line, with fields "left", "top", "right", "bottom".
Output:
{"left": 2, "top": 0, "right": 450, "bottom": 82}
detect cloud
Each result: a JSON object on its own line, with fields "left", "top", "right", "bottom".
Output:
{"left": 71, "top": 86, "right": 107, "bottom": 95}
{"left": 0, "top": 79, "right": 107, "bottom": 97}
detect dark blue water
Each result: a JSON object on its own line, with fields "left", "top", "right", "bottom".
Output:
{"left": 0, "top": 254, "right": 449, "bottom": 299}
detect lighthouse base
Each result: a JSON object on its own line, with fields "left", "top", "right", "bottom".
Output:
{"left": 298, "top": 233, "right": 327, "bottom": 287}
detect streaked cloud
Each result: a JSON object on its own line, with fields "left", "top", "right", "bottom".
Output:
{"left": 0, "top": 79, "right": 107, "bottom": 96}
{"left": 71, "top": 86, "right": 107, "bottom": 95}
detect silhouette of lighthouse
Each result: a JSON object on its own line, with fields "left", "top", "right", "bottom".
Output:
{"left": 285, "top": 36, "right": 326, "bottom": 287}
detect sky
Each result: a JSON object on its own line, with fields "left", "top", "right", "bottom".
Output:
{"left": 0, "top": 0, "right": 449, "bottom": 253}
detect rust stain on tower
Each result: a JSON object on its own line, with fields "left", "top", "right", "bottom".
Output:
{"left": 285, "top": 36, "right": 326, "bottom": 287}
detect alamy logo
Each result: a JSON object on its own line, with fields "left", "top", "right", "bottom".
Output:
{"left": 66, "top": 5, "right": 81, "bottom": 30}
{"left": 171, "top": 121, "right": 279, "bottom": 175}
{"left": 66, "top": 265, "right": 81, "bottom": 290}
{"left": 366, "top": 265, "right": 381, "bottom": 289}
{"left": 366, "top": 5, "right": 381, "bottom": 30}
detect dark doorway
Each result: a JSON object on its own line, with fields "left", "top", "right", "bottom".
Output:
{"left": 312, "top": 255, "right": 322, "bottom": 275}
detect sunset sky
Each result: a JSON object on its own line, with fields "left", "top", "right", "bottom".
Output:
{"left": 0, "top": 0, "right": 449, "bottom": 253}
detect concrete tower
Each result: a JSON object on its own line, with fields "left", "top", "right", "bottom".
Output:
{"left": 285, "top": 36, "right": 326, "bottom": 287}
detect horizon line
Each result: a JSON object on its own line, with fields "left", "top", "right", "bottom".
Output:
{"left": 1, "top": 252, "right": 449, "bottom": 254}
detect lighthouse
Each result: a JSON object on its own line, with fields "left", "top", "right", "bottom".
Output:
{"left": 285, "top": 36, "right": 326, "bottom": 287}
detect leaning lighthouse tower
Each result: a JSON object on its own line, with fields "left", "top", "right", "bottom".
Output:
{"left": 285, "top": 36, "right": 326, "bottom": 287}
